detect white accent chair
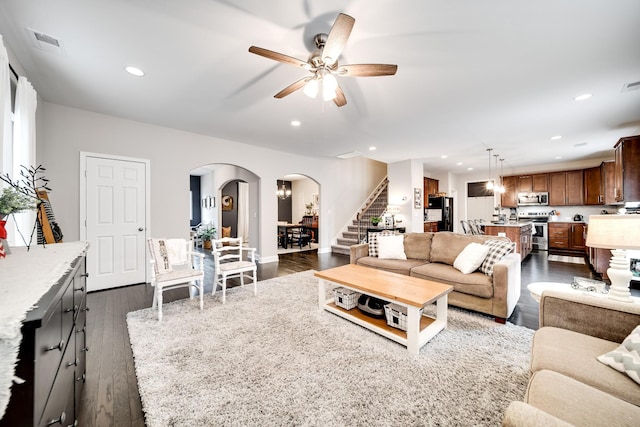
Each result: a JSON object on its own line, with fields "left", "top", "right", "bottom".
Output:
{"left": 211, "top": 237, "right": 257, "bottom": 303}
{"left": 148, "top": 238, "right": 205, "bottom": 321}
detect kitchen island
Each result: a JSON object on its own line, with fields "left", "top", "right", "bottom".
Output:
{"left": 482, "top": 222, "right": 533, "bottom": 260}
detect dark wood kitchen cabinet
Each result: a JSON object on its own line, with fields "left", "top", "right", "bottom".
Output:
{"left": 613, "top": 135, "right": 640, "bottom": 203}
{"left": 0, "top": 251, "right": 88, "bottom": 427}
{"left": 517, "top": 173, "right": 548, "bottom": 193}
{"left": 584, "top": 165, "right": 603, "bottom": 205}
{"left": 549, "top": 170, "right": 584, "bottom": 206}
{"left": 424, "top": 177, "right": 439, "bottom": 198}
{"left": 500, "top": 175, "right": 518, "bottom": 208}
{"left": 548, "top": 222, "right": 586, "bottom": 256}
{"left": 602, "top": 161, "right": 617, "bottom": 205}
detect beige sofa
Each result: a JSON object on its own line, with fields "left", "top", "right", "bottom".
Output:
{"left": 502, "top": 290, "right": 640, "bottom": 427}
{"left": 349, "top": 232, "right": 522, "bottom": 321}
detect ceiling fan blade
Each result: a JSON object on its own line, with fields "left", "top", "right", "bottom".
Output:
{"left": 337, "top": 64, "right": 398, "bottom": 77}
{"left": 274, "top": 77, "right": 311, "bottom": 98}
{"left": 249, "top": 46, "right": 309, "bottom": 69}
{"left": 322, "top": 13, "right": 355, "bottom": 66}
{"left": 333, "top": 86, "right": 347, "bottom": 107}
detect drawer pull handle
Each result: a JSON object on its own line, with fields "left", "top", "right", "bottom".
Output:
{"left": 75, "top": 286, "right": 85, "bottom": 292}
{"left": 77, "top": 325, "right": 87, "bottom": 334}
{"left": 67, "top": 358, "right": 79, "bottom": 367}
{"left": 80, "top": 273, "right": 89, "bottom": 278}
{"left": 46, "top": 340, "right": 64, "bottom": 352}
{"left": 65, "top": 305, "right": 79, "bottom": 313}
{"left": 47, "top": 411, "right": 66, "bottom": 425}
{"left": 77, "top": 373, "right": 86, "bottom": 383}
{"left": 81, "top": 346, "right": 89, "bottom": 353}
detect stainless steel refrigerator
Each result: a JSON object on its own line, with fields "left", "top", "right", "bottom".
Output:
{"left": 425, "top": 196, "right": 454, "bottom": 232}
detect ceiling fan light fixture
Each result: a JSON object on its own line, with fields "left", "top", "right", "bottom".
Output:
{"left": 322, "top": 73, "right": 338, "bottom": 101}
{"left": 303, "top": 78, "right": 319, "bottom": 98}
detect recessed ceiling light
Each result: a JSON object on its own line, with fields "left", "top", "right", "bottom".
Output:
{"left": 467, "top": 167, "right": 473, "bottom": 171}
{"left": 574, "top": 142, "right": 588, "bottom": 147}
{"left": 290, "top": 120, "right": 301, "bottom": 127}
{"left": 369, "top": 146, "right": 376, "bottom": 151}
{"left": 573, "top": 93, "right": 592, "bottom": 101}
{"left": 125, "top": 66, "right": 144, "bottom": 77}
{"left": 555, "top": 156, "right": 563, "bottom": 160}
{"left": 441, "top": 155, "right": 448, "bottom": 159}
{"left": 456, "top": 162, "right": 463, "bottom": 166}
{"left": 551, "top": 135, "right": 562, "bottom": 140}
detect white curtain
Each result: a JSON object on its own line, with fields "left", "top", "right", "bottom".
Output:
{"left": 11, "top": 76, "right": 37, "bottom": 245}
{"left": 0, "top": 35, "right": 11, "bottom": 177}
{"left": 237, "top": 182, "right": 249, "bottom": 243}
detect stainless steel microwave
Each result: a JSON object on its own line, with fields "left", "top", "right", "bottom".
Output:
{"left": 517, "top": 192, "right": 549, "bottom": 206}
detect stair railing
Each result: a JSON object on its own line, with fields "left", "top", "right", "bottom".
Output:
{"left": 356, "top": 177, "right": 389, "bottom": 243}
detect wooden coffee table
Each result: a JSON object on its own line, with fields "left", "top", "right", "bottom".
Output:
{"left": 315, "top": 264, "right": 453, "bottom": 356}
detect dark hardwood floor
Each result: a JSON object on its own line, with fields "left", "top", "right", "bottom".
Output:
{"left": 77, "top": 249, "right": 633, "bottom": 426}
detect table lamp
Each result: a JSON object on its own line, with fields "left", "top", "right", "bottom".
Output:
{"left": 585, "top": 215, "right": 640, "bottom": 302}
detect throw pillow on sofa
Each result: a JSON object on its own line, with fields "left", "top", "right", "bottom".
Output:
{"left": 368, "top": 231, "right": 394, "bottom": 257}
{"left": 377, "top": 234, "right": 407, "bottom": 260}
{"left": 597, "top": 325, "right": 640, "bottom": 385}
{"left": 453, "top": 242, "right": 490, "bottom": 274}
{"left": 480, "top": 239, "right": 515, "bottom": 276}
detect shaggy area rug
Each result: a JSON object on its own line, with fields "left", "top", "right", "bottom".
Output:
{"left": 127, "top": 271, "right": 533, "bottom": 427}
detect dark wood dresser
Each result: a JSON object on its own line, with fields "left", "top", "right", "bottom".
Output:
{"left": 0, "top": 246, "right": 88, "bottom": 427}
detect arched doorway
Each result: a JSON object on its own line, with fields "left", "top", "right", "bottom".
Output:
{"left": 190, "top": 164, "right": 259, "bottom": 247}
{"left": 277, "top": 174, "right": 320, "bottom": 253}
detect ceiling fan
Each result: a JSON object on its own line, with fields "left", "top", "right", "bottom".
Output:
{"left": 248, "top": 13, "right": 397, "bottom": 107}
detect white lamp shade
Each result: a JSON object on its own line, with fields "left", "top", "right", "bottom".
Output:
{"left": 586, "top": 215, "right": 640, "bottom": 250}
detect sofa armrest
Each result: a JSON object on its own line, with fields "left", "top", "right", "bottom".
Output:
{"left": 490, "top": 252, "right": 522, "bottom": 319}
{"left": 350, "top": 243, "right": 369, "bottom": 264}
{"left": 502, "top": 402, "right": 573, "bottom": 427}
{"left": 539, "top": 290, "right": 640, "bottom": 343}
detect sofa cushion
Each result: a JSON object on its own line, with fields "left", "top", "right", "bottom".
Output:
{"left": 597, "top": 325, "right": 640, "bottom": 385}
{"left": 480, "top": 239, "right": 515, "bottom": 276}
{"left": 453, "top": 243, "right": 490, "bottom": 274}
{"left": 525, "top": 370, "right": 640, "bottom": 427}
{"left": 356, "top": 256, "right": 426, "bottom": 276}
{"left": 430, "top": 232, "right": 489, "bottom": 265}
{"left": 377, "top": 234, "right": 407, "bottom": 260}
{"left": 402, "top": 232, "right": 432, "bottom": 261}
{"left": 531, "top": 326, "right": 640, "bottom": 406}
{"left": 410, "top": 263, "right": 493, "bottom": 298}
{"left": 367, "top": 231, "right": 394, "bottom": 257}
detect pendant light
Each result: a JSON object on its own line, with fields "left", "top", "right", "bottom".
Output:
{"left": 486, "top": 148, "right": 494, "bottom": 190}
{"left": 498, "top": 158, "right": 506, "bottom": 193}
{"left": 276, "top": 180, "right": 291, "bottom": 199}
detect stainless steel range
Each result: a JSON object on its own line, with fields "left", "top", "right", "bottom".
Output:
{"left": 518, "top": 211, "right": 550, "bottom": 251}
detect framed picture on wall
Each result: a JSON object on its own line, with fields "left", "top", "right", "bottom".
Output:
{"left": 222, "top": 195, "right": 233, "bottom": 211}
{"left": 414, "top": 188, "right": 422, "bottom": 209}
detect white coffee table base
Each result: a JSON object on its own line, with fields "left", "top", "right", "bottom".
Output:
{"left": 318, "top": 278, "right": 448, "bottom": 356}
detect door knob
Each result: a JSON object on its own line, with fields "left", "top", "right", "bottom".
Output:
{"left": 138, "top": 227, "right": 144, "bottom": 232}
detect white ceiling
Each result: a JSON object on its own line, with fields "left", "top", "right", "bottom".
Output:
{"left": 1, "top": 0, "right": 639, "bottom": 175}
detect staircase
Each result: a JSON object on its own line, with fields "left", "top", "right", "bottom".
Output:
{"left": 331, "top": 177, "right": 389, "bottom": 255}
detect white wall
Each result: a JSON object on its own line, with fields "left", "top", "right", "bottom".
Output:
{"left": 38, "top": 102, "right": 387, "bottom": 261}
{"left": 292, "top": 178, "right": 319, "bottom": 222}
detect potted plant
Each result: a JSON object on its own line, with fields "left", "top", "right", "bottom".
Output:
{"left": 370, "top": 216, "right": 382, "bottom": 226}
{"left": 200, "top": 226, "right": 216, "bottom": 249}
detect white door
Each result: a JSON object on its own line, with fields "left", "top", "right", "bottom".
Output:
{"left": 83, "top": 155, "right": 148, "bottom": 291}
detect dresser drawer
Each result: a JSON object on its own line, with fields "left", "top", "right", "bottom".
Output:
{"left": 33, "top": 299, "right": 64, "bottom": 419}
{"left": 38, "top": 341, "right": 75, "bottom": 427}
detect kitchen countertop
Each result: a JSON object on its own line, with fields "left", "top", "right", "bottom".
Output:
{"left": 482, "top": 221, "right": 532, "bottom": 228}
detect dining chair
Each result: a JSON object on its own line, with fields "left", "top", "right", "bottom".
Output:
{"left": 211, "top": 237, "right": 257, "bottom": 303}
{"left": 147, "top": 238, "right": 205, "bottom": 321}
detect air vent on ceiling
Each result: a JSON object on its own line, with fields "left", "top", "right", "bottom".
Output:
{"left": 336, "top": 151, "right": 362, "bottom": 159}
{"left": 26, "top": 28, "right": 64, "bottom": 54}
{"left": 621, "top": 81, "right": 640, "bottom": 93}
